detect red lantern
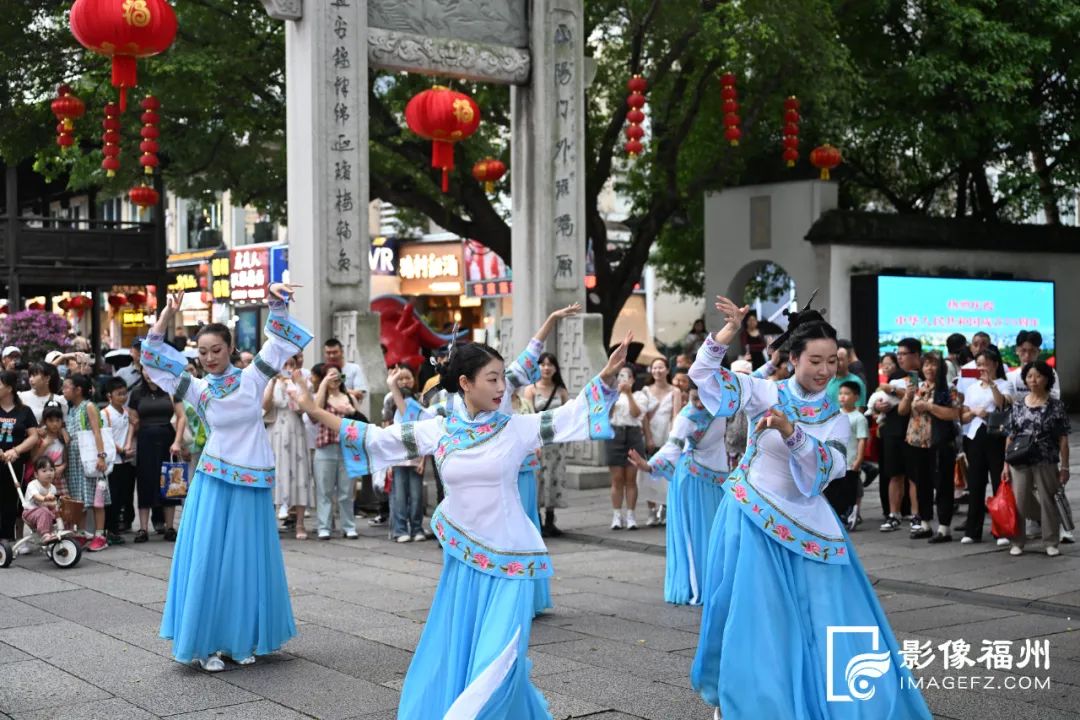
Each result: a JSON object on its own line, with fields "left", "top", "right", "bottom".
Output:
{"left": 128, "top": 291, "right": 147, "bottom": 307}
{"left": 128, "top": 185, "right": 159, "bottom": 212}
{"left": 720, "top": 73, "right": 740, "bottom": 146}
{"left": 68, "top": 295, "right": 92, "bottom": 312}
{"left": 69, "top": 0, "right": 178, "bottom": 112}
{"left": 58, "top": 298, "right": 71, "bottom": 311}
{"left": 782, "top": 96, "right": 800, "bottom": 168}
{"left": 139, "top": 95, "right": 160, "bottom": 175}
{"left": 107, "top": 293, "right": 127, "bottom": 309}
{"left": 52, "top": 84, "right": 86, "bottom": 151}
{"left": 102, "top": 102, "right": 121, "bottom": 177}
{"left": 405, "top": 87, "right": 481, "bottom": 193}
{"left": 0, "top": 305, "right": 7, "bottom": 315}
{"left": 810, "top": 144, "right": 842, "bottom": 180}
{"left": 624, "top": 74, "right": 648, "bottom": 159}
{"left": 471, "top": 158, "right": 507, "bottom": 194}
{"left": 28, "top": 301, "right": 45, "bottom": 311}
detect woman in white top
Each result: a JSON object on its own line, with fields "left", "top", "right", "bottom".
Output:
{"left": 523, "top": 352, "right": 570, "bottom": 536}
{"left": 606, "top": 365, "right": 649, "bottom": 529}
{"left": 263, "top": 356, "right": 313, "bottom": 540}
{"left": 19, "top": 362, "right": 67, "bottom": 423}
{"left": 295, "top": 336, "right": 627, "bottom": 720}
{"left": 959, "top": 347, "right": 1011, "bottom": 544}
{"left": 637, "top": 357, "right": 678, "bottom": 526}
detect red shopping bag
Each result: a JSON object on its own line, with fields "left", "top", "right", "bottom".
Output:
{"left": 987, "top": 479, "right": 1019, "bottom": 539}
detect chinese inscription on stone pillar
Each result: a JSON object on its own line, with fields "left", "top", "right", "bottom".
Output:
{"left": 551, "top": 10, "right": 579, "bottom": 291}
{"left": 325, "top": 0, "right": 363, "bottom": 285}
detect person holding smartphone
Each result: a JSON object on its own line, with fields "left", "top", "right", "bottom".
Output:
{"left": 875, "top": 338, "right": 922, "bottom": 532}
{"left": 959, "top": 348, "right": 1011, "bottom": 545}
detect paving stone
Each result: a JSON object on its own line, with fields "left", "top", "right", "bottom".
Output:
{"left": 535, "top": 667, "right": 711, "bottom": 720}
{"left": 529, "top": 649, "right": 596, "bottom": 678}
{"left": 352, "top": 621, "right": 425, "bottom": 653}
{"left": 31, "top": 588, "right": 162, "bottom": 632}
{"left": 555, "top": 614, "right": 700, "bottom": 652}
{"left": 280, "top": 623, "right": 413, "bottom": 684}
{"left": 544, "top": 687, "right": 610, "bottom": 719}
{"left": 981, "top": 569, "right": 1080, "bottom": 601}
{"left": 163, "top": 700, "right": 307, "bottom": 720}
{"left": 66, "top": 569, "right": 170, "bottom": 605}
{"left": 0, "top": 567, "right": 81, "bottom": 597}
{"left": 0, "top": 659, "right": 111, "bottom": 712}
{"left": 220, "top": 657, "right": 398, "bottom": 719}
{"left": 554, "top": 591, "right": 702, "bottom": 630}
{"left": 300, "top": 577, "right": 433, "bottom": 615}
{"left": 537, "top": 637, "right": 690, "bottom": 679}
{"left": 887, "top": 603, "right": 1019, "bottom": 634}
{"left": 0, "top": 595, "right": 53, "bottom": 629}
{"left": 876, "top": 591, "right": 955, "bottom": 614}
{"left": 0, "top": 641, "right": 31, "bottom": 665}
{"left": 529, "top": 621, "right": 592, "bottom": 646}
{"left": 11, "top": 696, "right": 158, "bottom": 720}
{"left": 913, "top": 612, "right": 1078, "bottom": 642}
{"left": 290, "top": 594, "right": 417, "bottom": 637}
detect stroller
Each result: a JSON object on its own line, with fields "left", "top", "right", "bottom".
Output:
{"left": 0, "top": 462, "right": 83, "bottom": 569}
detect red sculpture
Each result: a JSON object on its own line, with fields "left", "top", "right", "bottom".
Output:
{"left": 370, "top": 295, "right": 468, "bottom": 372}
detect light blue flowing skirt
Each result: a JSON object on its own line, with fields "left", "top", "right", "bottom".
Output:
{"left": 517, "top": 469, "right": 552, "bottom": 616}
{"left": 665, "top": 470, "right": 726, "bottom": 605}
{"left": 160, "top": 470, "right": 296, "bottom": 663}
{"left": 690, "top": 498, "right": 932, "bottom": 719}
{"left": 398, "top": 550, "right": 551, "bottom": 720}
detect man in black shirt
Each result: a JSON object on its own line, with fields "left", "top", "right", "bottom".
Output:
{"left": 876, "top": 338, "right": 921, "bottom": 531}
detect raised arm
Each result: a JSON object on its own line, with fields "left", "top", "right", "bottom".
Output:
{"left": 689, "top": 297, "right": 775, "bottom": 420}
{"left": 244, "top": 284, "right": 313, "bottom": 391}
{"left": 629, "top": 412, "right": 694, "bottom": 481}
{"left": 143, "top": 290, "right": 206, "bottom": 404}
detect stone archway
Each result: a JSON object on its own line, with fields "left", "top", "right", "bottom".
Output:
{"left": 727, "top": 260, "right": 797, "bottom": 357}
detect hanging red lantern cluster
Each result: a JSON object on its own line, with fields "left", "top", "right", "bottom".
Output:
{"left": 128, "top": 291, "right": 147, "bottom": 307}
{"left": 471, "top": 158, "right": 506, "bottom": 194}
{"left": 139, "top": 95, "right": 160, "bottom": 175}
{"left": 625, "top": 74, "right": 647, "bottom": 157}
{"left": 69, "top": 0, "right": 178, "bottom": 112}
{"left": 128, "top": 185, "right": 159, "bottom": 212}
{"left": 107, "top": 293, "right": 127, "bottom": 309}
{"left": 28, "top": 301, "right": 45, "bottom": 311}
{"left": 58, "top": 298, "right": 71, "bottom": 312}
{"left": 405, "top": 87, "right": 481, "bottom": 193}
{"left": 52, "top": 84, "right": 86, "bottom": 151}
{"left": 810, "top": 144, "right": 842, "bottom": 180}
{"left": 0, "top": 305, "right": 7, "bottom": 315}
{"left": 721, "top": 73, "right": 741, "bottom": 146}
{"left": 101, "top": 102, "right": 121, "bottom": 177}
{"left": 68, "top": 295, "right": 93, "bottom": 313}
{"left": 782, "top": 97, "right": 800, "bottom": 168}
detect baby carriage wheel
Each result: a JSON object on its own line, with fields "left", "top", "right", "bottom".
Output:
{"left": 49, "top": 538, "right": 82, "bottom": 569}
{"left": 0, "top": 540, "right": 11, "bottom": 568}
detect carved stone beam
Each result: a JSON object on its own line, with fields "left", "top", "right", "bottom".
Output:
{"left": 367, "top": 28, "right": 531, "bottom": 85}
{"left": 261, "top": 0, "right": 302, "bottom": 21}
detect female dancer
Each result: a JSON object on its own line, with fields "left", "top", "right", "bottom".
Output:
{"left": 689, "top": 296, "right": 930, "bottom": 719}
{"left": 629, "top": 383, "right": 728, "bottom": 605}
{"left": 294, "top": 334, "right": 628, "bottom": 720}
{"left": 141, "top": 284, "right": 310, "bottom": 671}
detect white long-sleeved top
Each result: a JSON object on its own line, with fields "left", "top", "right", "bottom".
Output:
{"left": 689, "top": 335, "right": 852, "bottom": 565}
{"left": 338, "top": 374, "right": 617, "bottom": 579}
{"left": 647, "top": 404, "right": 729, "bottom": 482}
{"left": 140, "top": 299, "right": 313, "bottom": 489}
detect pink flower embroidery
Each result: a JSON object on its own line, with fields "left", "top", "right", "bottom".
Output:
{"left": 240, "top": 473, "right": 257, "bottom": 483}
{"left": 449, "top": 537, "right": 459, "bottom": 548}
{"left": 774, "top": 524, "right": 793, "bottom": 541}
{"left": 802, "top": 540, "right": 821, "bottom": 555}
{"left": 739, "top": 463, "right": 749, "bottom": 471}
{"left": 345, "top": 424, "right": 359, "bottom": 441}
{"left": 732, "top": 485, "right": 748, "bottom": 502}
{"left": 202, "top": 462, "right": 215, "bottom": 473}
{"left": 539, "top": 562, "right": 548, "bottom": 570}
{"left": 476, "top": 424, "right": 493, "bottom": 434}
{"left": 473, "top": 553, "right": 491, "bottom": 570}
{"left": 224, "top": 375, "right": 237, "bottom": 386}
{"left": 504, "top": 561, "right": 524, "bottom": 575}
{"left": 751, "top": 504, "right": 761, "bottom": 514}
{"left": 801, "top": 407, "right": 816, "bottom": 418}
{"left": 836, "top": 546, "right": 846, "bottom": 556}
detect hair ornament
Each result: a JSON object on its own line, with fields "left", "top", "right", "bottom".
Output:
{"left": 769, "top": 288, "right": 827, "bottom": 352}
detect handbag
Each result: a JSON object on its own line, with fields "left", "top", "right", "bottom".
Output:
{"left": 986, "top": 409, "right": 1008, "bottom": 438}
{"left": 1005, "top": 432, "right": 1040, "bottom": 466}
{"left": 1055, "top": 488, "right": 1074, "bottom": 532}
{"left": 75, "top": 429, "right": 116, "bottom": 477}
{"left": 160, "top": 455, "right": 190, "bottom": 500}
{"left": 987, "top": 478, "right": 1019, "bottom": 539}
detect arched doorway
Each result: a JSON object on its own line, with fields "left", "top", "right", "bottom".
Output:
{"left": 726, "top": 260, "right": 796, "bottom": 365}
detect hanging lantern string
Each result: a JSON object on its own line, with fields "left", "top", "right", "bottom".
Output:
{"left": 721, "top": 73, "right": 741, "bottom": 147}
{"left": 140, "top": 95, "right": 161, "bottom": 175}
{"left": 101, "top": 102, "right": 120, "bottom": 177}
{"left": 782, "top": 96, "right": 800, "bottom": 168}
{"left": 624, "top": 74, "right": 648, "bottom": 158}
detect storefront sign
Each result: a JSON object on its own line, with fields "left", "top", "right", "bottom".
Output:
{"left": 210, "top": 253, "right": 231, "bottom": 301}
{"left": 398, "top": 241, "right": 464, "bottom": 296}
{"left": 230, "top": 247, "right": 270, "bottom": 303}
{"left": 121, "top": 310, "right": 145, "bottom": 327}
{"left": 270, "top": 246, "right": 289, "bottom": 285}
{"left": 467, "top": 280, "right": 513, "bottom": 298}
{"left": 370, "top": 236, "right": 398, "bottom": 276}
{"left": 464, "top": 240, "right": 512, "bottom": 297}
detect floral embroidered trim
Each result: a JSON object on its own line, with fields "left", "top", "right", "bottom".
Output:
{"left": 141, "top": 345, "right": 185, "bottom": 377}
{"left": 785, "top": 425, "right": 807, "bottom": 450}
{"left": 400, "top": 398, "right": 425, "bottom": 423}
{"left": 681, "top": 405, "right": 715, "bottom": 448}
{"left": 340, "top": 420, "right": 371, "bottom": 477}
{"left": 682, "top": 454, "right": 727, "bottom": 485}
{"left": 435, "top": 413, "right": 512, "bottom": 471}
{"left": 649, "top": 454, "right": 678, "bottom": 481}
{"left": 253, "top": 353, "right": 276, "bottom": 380}
{"left": 199, "top": 453, "right": 274, "bottom": 488}
{"left": 506, "top": 339, "right": 543, "bottom": 389}
{"left": 175, "top": 372, "right": 192, "bottom": 400}
{"left": 539, "top": 410, "right": 556, "bottom": 445}
{"left": 701, "top": 335, "right": 728, "bottom": 361}
{"left": 825, "top": 439, "right": 847, "bottom": 460}
{"left": 433, "top": 508, "right": 553, "bottom": 580}
{"left": 519, "top": 451, "right": 541, "bottom": 472}
{"left": 774, "top": 380, "right": 838, "bottom": 426}
{"left": 265, "top": 311, "right": 314, "bottom": 350}
{"left": 584, "top": 376, "right": 617, "bottom": 440}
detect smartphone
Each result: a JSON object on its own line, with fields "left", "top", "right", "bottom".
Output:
{"left": 960, "top": 368, "right": 981, "bottom": 379}
{"left": 907, "top": 370, "right": 920, "bottom": 385}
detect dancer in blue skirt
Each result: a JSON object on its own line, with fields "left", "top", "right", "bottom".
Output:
{"left": 294, "top": 334, "right": 629, "bottom": 720}
{"left": 142, "top": 284, "right": 310, "bottom": 672}
{"left": 688, "top": 295, "right": 931, "bottom": 720}
{"left": 628, "top": 384, "right": 728, "bottom": 605}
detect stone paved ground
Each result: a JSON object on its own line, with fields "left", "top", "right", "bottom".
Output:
{"left": 2, "top": 445, "right": 1080, "bottom": 719}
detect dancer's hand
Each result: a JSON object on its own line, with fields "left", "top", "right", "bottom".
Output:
{"left": 754, "top": 407, "right": 794, "bottom": 439}
{"left": 269, "top": 282, "right": 302, "bottom": 303}
{"left": 627, "top": 448, "right": 651, "bottom": 472}
{"left": 601, "top": 332, "right": 632, "bottom": 385}
{"left": 712, "top": 296, "right": 749, "bottom": 346}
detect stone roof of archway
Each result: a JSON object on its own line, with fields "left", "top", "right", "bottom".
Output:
{"left": 805, "top": 209, "right": 1080, "bottom": 253}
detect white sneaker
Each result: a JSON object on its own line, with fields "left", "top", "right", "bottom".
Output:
{"left": 1009, "top": 545, "right": 1023, "bottom": 556}
{"left": 344, "top": 530, "right": 359, "bottom": 539}
{"left": 194, "top": 656, "right": 226, "bottom": 672}
{"left": 714, "top": 708, "right": 722, "bottom": 720}
{"left": 1046, "top": 546, "right": 1061, "bottom": 557}
{"left": 396, "top": 534, "right": 412, "bottom": 543}
{"left": 277, "top": 504, "right": 289, "bottom": 521}
{"left": 610, "top": 510, "right": 623, "bottom": 530}
{"left": 658, "top": 504, "right": 666, "bottom": 525}
{"left": 16, "top": 544, "right": 32, "bottom": 556}
{"left": 996, "top": 537, "right": 1011, "bottom": 547}
{"left": 317, "top": 531, "right": 331, "bottom": 541}
{"left": 625, "top": 511, "right": 638, "bottom": 530}
{"left": 645, "top": 507, "right": 659, "bottom": 527}
{"left": 412, "top": 532, "right": 426, "bottom": 542}
{"left": 960, "top": 537, "right": 975, "bottom": 545}
{"left": 1061, "top": 530, "right": 1075, "bottom": 544}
